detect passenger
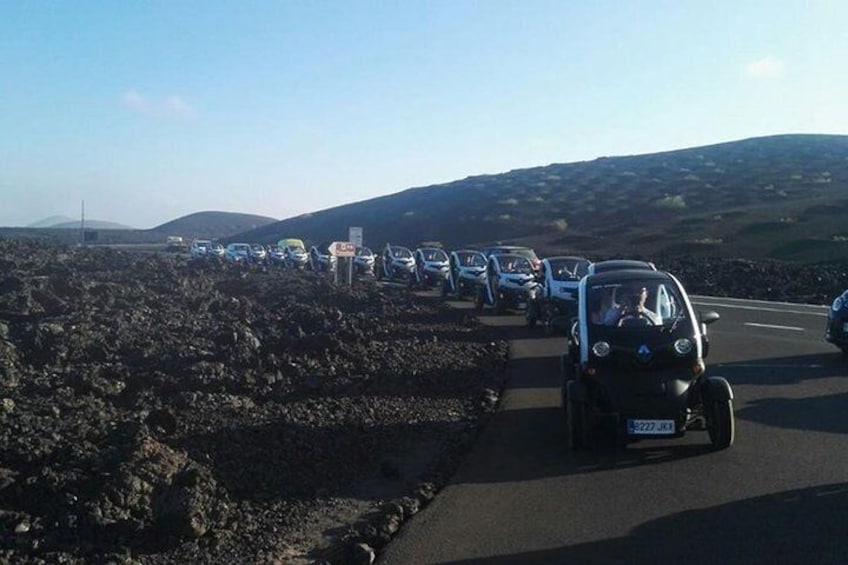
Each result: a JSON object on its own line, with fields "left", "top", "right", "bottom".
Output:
{"left": 617, "top": 286, "right": 661, "bottom": 326}
{"left": 592, "top": 289, "right": 619, "bottom": 325}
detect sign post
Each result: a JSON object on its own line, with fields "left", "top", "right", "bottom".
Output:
{"left": 330, "top": 241, "right": 357, "bottom": 286}
{"left": 348, "top": 227, "right": 363, "bottom": 248}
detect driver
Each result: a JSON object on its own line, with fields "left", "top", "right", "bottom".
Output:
{"left": 617, "top": 286, "right": 661, "bottom": 326}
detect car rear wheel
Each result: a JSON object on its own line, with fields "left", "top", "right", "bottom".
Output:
{"left": 708, "top": 399, "right": 735, "bottom": 450}
{"left": 474, "top": 286, "right": 485, "bottom": 313}
{"left": 525, "top": 300, "right": 539, "bottom": 327}
{"left": 566, "top": 380, "right": 588, "bottom": 450}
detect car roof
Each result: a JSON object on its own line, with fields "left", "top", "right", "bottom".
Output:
{"left": 484, "top": 245, "right": 532, "bottom": 252}
{"left": 586, "top": 269, "right": 674, "bottom": 286}
{"left": 589, "top": 259, "right": 655, "bottom": 273}
{"left": 545, "top": 255, "right": 589, "bottom": 263}
{"left": 492, "top": 253, "right": 532, "bottom": 263}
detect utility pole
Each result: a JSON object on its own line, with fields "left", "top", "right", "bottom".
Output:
{"left": 80, "top": 200, "right": 85, "bottom": 247}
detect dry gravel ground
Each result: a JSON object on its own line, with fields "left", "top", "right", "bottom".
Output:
{"left": 1, "top": 240, "right": 846, "bottom": 564}
{"left": 0, "top": 241, "right": 508, "bottom": 564}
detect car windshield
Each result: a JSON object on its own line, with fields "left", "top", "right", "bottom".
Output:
{"left": 588, "top": 279, "right": 687, "bottom": 328}
{"left": 500, "top": 256, "right": 534, "bottom": 274}
{"left": 421, "top": 249, "right": 447, "bottom": 262}
{"left": 458, "top": 252, "right": 486, "bottom": 267}
{"left": 391, "top": 246, "right": 412, "bottom": 259}
{"left": 493, "top": 248, "right": 539, "bottom": 262}
{"left": 549, "top": 258, "right": 590, "bottom": 281}
{"left": 357, "top": 246, "right": 373, "bottom": 256}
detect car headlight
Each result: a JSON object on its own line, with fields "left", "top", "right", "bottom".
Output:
{"left": 832, "top": 296, "right": 844, "bottom": 312}
{"left": 592, "top": 341, "right": 611, "bottom": 358}
{"left": 673, "top": 338, "right": 693, "bottom": 356}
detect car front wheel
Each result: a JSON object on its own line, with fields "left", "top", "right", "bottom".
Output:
{"left": 707, "top": 399, "right": 735, "bottom": 450}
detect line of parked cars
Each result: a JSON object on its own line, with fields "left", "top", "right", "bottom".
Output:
{"left": 186, "top": 235, "right": 739, "bottom": 453}
{"left": 425, "top": 243, "right": 734, "bottom": 453}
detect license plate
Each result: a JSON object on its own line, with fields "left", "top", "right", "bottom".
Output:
{"left": 627, "top": 419, "right": 675, "bottom": 435}
{"left": 517, "top": 302, "right": 527, "bottom": 309}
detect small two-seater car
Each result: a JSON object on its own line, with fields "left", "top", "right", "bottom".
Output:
{"left": 377, "top": 244, "right": 416, "bottom": 285}
{"left": 474, "top": 253, "right": 540, "bottom": 314}
{"left": 526, "top": 255, "right": 591, "bottom": 332}
{"left": 825, "top": 289, "right": 848, "bottom": 354}
{"left": 413, "top": 247, "right": 450, "bottom": 288}
{"left": 277, "top": 238, "right": 309, "bottom": 270}
{"left": 442, "top": 249, "right": 487, "bottom": 299}
{"left": 309, "top": 243, "right": 337, "bottom": 273}
{"left": 354, "top": 246, "right": 376, "bottom": 276}
{"left": 480, "top": 244, "right": 542, "bottom": 274}
{"left": 562, "top": 268, "right": 733, "bottom": 450}
{"left": 189, "top": 239, "right": 213, "bottom": 259}
{"left": 225, "top": 243, "right": 252, "bottom": 263}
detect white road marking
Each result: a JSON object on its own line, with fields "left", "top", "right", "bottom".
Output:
{"left": 744, "top": 322, "right": 806, "bottom": 331}
{"left": 691, "top": 294, "right": 828, "bottom": 309}
{"left": 692, "top": 300, "right": 828, "bottom": 317}
{"left": 716, "top": 363, "right": 825, "bottom": 369}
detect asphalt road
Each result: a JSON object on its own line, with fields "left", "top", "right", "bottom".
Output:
{"left": 379, "top": 296, "right": 848, "bottom": 564}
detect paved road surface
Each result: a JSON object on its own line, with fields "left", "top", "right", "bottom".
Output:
{"left": 379, "top": 296, "right": 848, "bottom": 564}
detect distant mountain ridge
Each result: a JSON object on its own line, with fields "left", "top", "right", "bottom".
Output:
{"left": 52, "top": 220, "right": 135, "bottom": 230}
{"left": 152, "top": 211, "right": 278, "bottom": 240}
{"left": 3, "top": 211, "right": 278, "bottom": 245}
{"left": 233, "top": 134, "right": 848, "bottom": 263}
{"left": 27, "top": 215, "right": 75, "bottom": 228}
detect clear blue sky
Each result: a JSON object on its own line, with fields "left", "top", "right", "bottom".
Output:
{"left": 1, "top": 0, "right": 845, "bottom": 228}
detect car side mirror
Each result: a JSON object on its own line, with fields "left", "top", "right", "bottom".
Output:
{"left": 700, "top": 310, "right": 720, "bottom": 325}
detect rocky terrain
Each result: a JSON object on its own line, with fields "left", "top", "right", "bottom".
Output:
{"left": 0, "top": 240, "right": 508, "bottom": 564}
{"left": 1, "top": 239, "right": 847, "bottom": 564}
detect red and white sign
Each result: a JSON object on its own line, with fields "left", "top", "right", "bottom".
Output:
{"left": 330, "top": 241, "right": 356, "bottom": 257}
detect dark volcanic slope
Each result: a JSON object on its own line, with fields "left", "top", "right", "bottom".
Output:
{"left": 236, "top": 134, "right": 848, "bottom": 263}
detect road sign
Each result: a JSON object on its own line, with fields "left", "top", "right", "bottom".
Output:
{"left": 348, "top": 227, "right": 363, "bottom": 247}
{"left": 330, "top": 241, "right": 356, "bottom": 257}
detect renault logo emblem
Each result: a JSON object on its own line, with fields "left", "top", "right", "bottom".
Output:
{"left": 637, "top": 344, "right": 652, "bottom": 362}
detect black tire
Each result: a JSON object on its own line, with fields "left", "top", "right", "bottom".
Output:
{"left": 474, "top": 286, "right": 485, "bottom": 313}
{"left": 708, "top": 399, "right": 735, "bottom": 450}
{"left": 456, "top": 280, "right": 466, "bottom": 299}
{"left": 493, "top": 291, "right": 506, "bottom": 315}
{"left": 525, "top": 300, "right": 538, "bottom": 328}
{"left": 565, "top": 380, "right": 587, "bottom": 450}
{"left": 490, "top": 277, "right": 505, "bottom": 315}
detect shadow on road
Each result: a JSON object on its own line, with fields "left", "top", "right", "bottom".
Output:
{"left": 711, "top": 352, "right": 848, "bottom": 385}
{"left": 736, "top": 391, "right": 848, "bottom": 435}
{"left": 455, "top": 403, "right": 716, "bottom": 485}
{"left": 439, "top": 482, "right": 848, "bottom": 565}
